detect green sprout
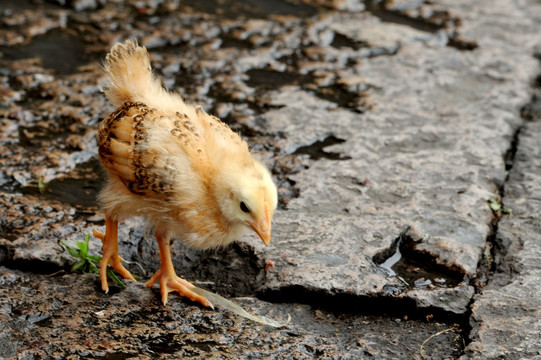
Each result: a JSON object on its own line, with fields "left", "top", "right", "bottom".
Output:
{"left": 38, "top": 177, "right": 47, "bottom": 194}
{"left": 62, "top": 234, "right": 127, "bottom": 288}
{"left": 488, "top": 198, "right": 512, "bottom": 216}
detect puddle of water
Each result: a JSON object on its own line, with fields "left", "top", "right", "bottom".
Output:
{"left": 22, "top": 158, "right": 105, "bottom": 211}
{"left": 330, "top": 33, "right": 368, "bottom": 51}
{"left": 374, "top": 234, "right": 464, "bottom": 290}
{"left": 0, "top": 30, "right": 94, "bottom": 75}
{"left": 188, "top": 0, "right": 318, "bottom": 19}
{"left": 245, "top": 68, "right": 311, "bottom": 90}
{"left": 293, "top": 135, "right": 350, "bottom": 160}
{"left": 378, "top": 241, "right": 403, "bottom": 278}
{"left": 18, "top": 124, "right": 67, "bottom": 147}
{"left": 364, "top": 1, "right": 477, "bottom": 51}
{"left": 219, "top": 32, "right": 254, "bottom": 50}
{"left": 246, "top": 66, "right": 368, "bottom": 113}
{"left": 1, "top": 0, "right": 59, "bottom": 12}
{"left": 364, "top": 1, "right": 443, "bottom": 34}
{"left": 447, "top": 37, "right": 478, "bottom": 51}
{"left": 97, "top": 353, "right": 136, "bottom": 360}
{"left": 311, "top": 84, "right": 367, "bottom": 113}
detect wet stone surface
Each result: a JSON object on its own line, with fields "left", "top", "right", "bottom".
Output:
{"left": 1, "top": 0, "right": 541, "bottom": 358}
{"left": 0, "top": 267, "right": 465, "bottom": 359}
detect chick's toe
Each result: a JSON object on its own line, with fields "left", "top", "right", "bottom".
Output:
{"left": 145, "top": 232, "right": 213, "bottom": 308}
{"left": 93, "top": 218, "right": 136, "bottom": 293}
{"left": 145, "top": 269, "right": 213, "bottom": 308}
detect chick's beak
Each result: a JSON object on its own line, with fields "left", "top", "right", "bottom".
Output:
{"left": 250, "top": 202, "right": 272, "bottom": 246}
{"left": 252, "top": 220, "right": 271, "bottom": 246}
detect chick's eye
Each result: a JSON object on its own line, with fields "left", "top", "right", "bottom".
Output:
{"left": 240, "top": 201, "right": 250, "bottom": 213}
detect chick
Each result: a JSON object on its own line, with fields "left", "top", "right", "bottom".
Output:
{"left": 93, "top": 40, "right": 278, "bottom": 307}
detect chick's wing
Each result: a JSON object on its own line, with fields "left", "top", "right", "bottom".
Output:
{"left": 98, "top": 101, "right": 202, "bottom": 199}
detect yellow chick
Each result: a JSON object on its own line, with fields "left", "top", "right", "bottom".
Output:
{"left": 93, "top": 40, "right": 277, "bottom": 307}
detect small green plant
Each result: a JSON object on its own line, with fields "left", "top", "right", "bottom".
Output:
{"left": 488, "top": 198, "right": 512, "bottom": 216}
{"left": 38, "top": 177, "right": 47, "bottom": 194}
{"left": 62, "top": 234, "right": 127, "bottom": 288}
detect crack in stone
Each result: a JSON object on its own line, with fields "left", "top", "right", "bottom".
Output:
{"left": 473, "top": 69, "right": 540, "bottom": 292}
{"left": 258, "top": 284, "right": 470, "bottom": 326}
{"left": 463, "top": 65, "right": 541, "bottom": 354}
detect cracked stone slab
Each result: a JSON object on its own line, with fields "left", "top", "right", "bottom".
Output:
{"left": 256, "top": 13, "right": 539, "bottom": 312}
{"left": 0, "top": 1, "right": 540, "bottom": 356}
{"left": 464, "top": 120, "right": 541, "bottom": 359}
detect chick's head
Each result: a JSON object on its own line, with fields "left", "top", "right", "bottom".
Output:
{"left": 214, "top": 159, "right": 277, "bottom": 246}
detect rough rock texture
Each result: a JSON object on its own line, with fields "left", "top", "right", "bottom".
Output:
{"left": 464, "top": 118, "right": 541, "bottom": 359}
{"left": 0, "top": 0, "right": 540, "bottom": 358}
{"left": 258, "top": 1, "right": 539, "bottom": 314}
{"left": 0, "top": 267, "right": 464, "bottom": 359}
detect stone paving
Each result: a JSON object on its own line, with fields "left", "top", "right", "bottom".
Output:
{"left": 0, "top": 0, "right": 540, "bottom": 358}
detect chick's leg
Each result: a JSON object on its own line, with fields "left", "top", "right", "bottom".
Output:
{"left": 93, "top": 217, "right": 136, "bottom": 293}
{"left": 145, "top": 232, "right": 212, "bottom": 308}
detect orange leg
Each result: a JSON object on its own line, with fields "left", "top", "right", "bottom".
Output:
{"left": 93, "top": 217, "right": 136, "bottom": 293}
{"left": 145, "top": 232, "right": 212, "bottom": 308}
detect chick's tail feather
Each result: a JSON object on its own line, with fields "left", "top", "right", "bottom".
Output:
{"left": 103, "top": 39, "right": 173, "bottom": 109}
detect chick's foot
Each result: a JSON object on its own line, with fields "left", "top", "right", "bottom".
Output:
{"left": 145, "top": 268, "right": 213, "bottom": 308}
{"left": 93, "top": 218, "right": 136, "bottom": 293}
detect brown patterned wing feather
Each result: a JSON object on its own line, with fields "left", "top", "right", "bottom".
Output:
{"left": 98, "top": 101, "right": 195, "bottom": 199}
